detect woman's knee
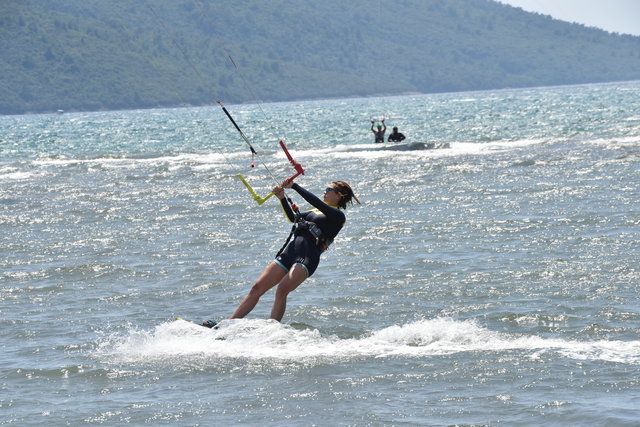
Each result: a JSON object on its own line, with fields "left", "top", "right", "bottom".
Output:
{"left": 249, "top": 263, "right": 286, "bottom": 296}
{"left": 275, "top": 266, "right": 307, "bottom": 297}
{"left": 248, "top": 281, "right": 270, "bottom": 298}
{"left": 275, "top": 283, "right": 293, "bottom": 299}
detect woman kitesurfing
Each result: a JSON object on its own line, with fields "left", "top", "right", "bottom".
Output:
{"left": 205, "top": 67, "right": 360, "bottom": 327}
{"left": 203, "top": 178, "right": 359, "bottom": 327}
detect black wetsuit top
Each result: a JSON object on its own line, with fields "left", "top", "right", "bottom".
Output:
{"left": 388, "top": 131, "right": 406, "bottom": 142}
{"left": 275, "top": 183, "right": 345, "bottom": 276}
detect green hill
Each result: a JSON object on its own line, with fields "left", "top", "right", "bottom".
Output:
{"left": 2, "top": 0, "right": 640, "bottom": 114}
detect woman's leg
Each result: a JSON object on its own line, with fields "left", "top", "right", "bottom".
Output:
{"left": 230, "top": 262, "right": 287, "bottom": 319}
{"left": 270, "top": 263, "right": 308, "bottom": 322}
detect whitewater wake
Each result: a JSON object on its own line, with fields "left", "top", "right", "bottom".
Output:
{"left": 94, "top": 318, "right": 640, "bottom": 366}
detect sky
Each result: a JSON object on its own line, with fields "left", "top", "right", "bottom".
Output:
{"left": 498, "top": 0, "right": 640, "bottom": 36}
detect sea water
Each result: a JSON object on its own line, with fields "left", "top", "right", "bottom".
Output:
{"left": 1, "top": 81, "right": 639, "bottom": 425}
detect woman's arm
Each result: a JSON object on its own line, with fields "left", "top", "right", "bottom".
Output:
{"left": 274, "top": 185, "right": 295, "bottom": 222}
{"left": 291, "top": 183, "right": 344, "bottom": 223}
{"left": 279, "top": 198, "right": 295, "bottom": 222}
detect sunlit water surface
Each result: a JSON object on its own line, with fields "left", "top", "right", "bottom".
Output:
{"left": 1, "top": 82, "right": 640, "bottom": 425}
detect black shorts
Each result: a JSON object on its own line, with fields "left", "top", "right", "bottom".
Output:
{"left": 274, "top": 235, "right": 321, "bottom": 277}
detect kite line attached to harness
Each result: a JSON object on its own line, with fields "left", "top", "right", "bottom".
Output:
{"left": 217, "top": 101, "right": 305, "bottom": 209}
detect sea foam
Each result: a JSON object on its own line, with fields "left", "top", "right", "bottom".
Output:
{"left": 95, "top": 318, "right": 640, "bottom": 366}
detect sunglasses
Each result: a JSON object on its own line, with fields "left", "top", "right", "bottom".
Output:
{"left": 325, "top": 187, "right": 338, "bottom": 194}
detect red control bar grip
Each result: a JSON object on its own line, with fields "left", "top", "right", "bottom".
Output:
{"left": 279, "top": 139, "right": 305, "bottom": 180}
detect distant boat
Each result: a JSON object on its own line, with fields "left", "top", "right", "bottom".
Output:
{"left": 56, "top": 109, "right": 64, "bottom": 115}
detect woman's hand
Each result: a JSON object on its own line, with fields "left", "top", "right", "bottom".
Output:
{"left": 281, "top": 178, "right": 294, "bottom": 189}
{"left": 273, "top": 185, "right": 285, "bottom": 199}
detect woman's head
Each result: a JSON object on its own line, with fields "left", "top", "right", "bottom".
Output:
{"left": 324, "top": 181, "right": 360, "bottom": 210}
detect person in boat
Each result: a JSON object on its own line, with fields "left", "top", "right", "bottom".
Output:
{"left": 371, "top": 119, "right": 386, "bottom": 143}
{"left": 388, "top": 126, "right": 406, "bottom": 143}
{"left": 203, "top": 179, "right": 359, "bottom": 326}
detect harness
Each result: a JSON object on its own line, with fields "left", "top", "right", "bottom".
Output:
{"left": 275, "top": 213, "right": 331, "bottom": 257}
{"left": 294, "top": 218, "right": 332, "bottom": 251}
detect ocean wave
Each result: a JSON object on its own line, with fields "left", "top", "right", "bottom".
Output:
{"left": 0, "top": 171, "right": 36, "bottom": 181}
{"left": 587, "top": 135, "right": 640, "bottom": 147}
{"left": 31, "top": 152, "right": 249, "bottom": 168}
{"left": 94, "top": 318, "right": 640, "bottom": 366}
{"left": 288, "top": 138, "right": 548, "bottom": 161}
{"left": 0, "top": 166, "right": 37, "bottom": 181}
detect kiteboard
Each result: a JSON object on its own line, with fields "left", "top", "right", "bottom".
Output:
{"left": 175, "top": 316, "right": 218, "bottom": 329}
